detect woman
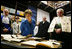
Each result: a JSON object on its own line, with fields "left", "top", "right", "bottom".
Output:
{"left": 20, "top": 9, "right": 35, "bottom": 37}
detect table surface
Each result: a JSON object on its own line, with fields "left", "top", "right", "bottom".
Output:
{"left": 1, "top": 34, "right": 62, "bottom": 48}
{"left": 1, "top": 40, "right": 62, "bottom": 48}
{"left": 1, "top": 41, "right": 36, "bottom": 48}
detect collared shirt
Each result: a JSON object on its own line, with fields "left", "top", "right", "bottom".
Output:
{"left": 2, "top": 16, "right": 9, "bottom": 24}
{"left": 20, "top": 19, "right": 35, "bottom": 36}
{"left": 43, "top": 21, "right": 45, "bottom": 24}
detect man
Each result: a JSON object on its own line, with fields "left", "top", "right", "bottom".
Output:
{"left": 35, "top": 17, "right": 50, "bottom": 39}
{"left": 48, "top": 8, "right": 71, "bottom": 48}
{"left": 20, "top": 9, "right": 35, "bottom": 37}
{"left": 1, "top": 9, "right": 11, "bottom": 34}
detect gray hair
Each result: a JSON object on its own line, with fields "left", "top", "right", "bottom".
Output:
{"left": 3, "top": 9, "right": 9, "bottom": 14}
{"left": 56, "top": 8, "right": 64, "bottom": 13}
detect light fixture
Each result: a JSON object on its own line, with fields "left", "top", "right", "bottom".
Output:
{"left": 41, "top": 1, "right": 47, "bottom": 5}
{"left": 47, "top": 1, "right": 70, "bottom": 9}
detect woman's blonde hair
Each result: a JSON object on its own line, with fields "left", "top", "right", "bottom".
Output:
{"left": 24, "top": 9, "right": 32, "bottom": 16}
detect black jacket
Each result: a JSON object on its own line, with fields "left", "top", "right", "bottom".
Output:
{"left": 35, "top": 21, "right": 50, "bottom": 38}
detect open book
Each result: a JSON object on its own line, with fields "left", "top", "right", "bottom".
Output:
{"left": 21, "top": 40, "right": 61, "bottom": 48}
{"left": 1, "top": 34, "right": 26, "bottom": 42}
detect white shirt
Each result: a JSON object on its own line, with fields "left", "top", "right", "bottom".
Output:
{"left": 56, "top": 16, "right": 62, "bottom": 24}
{"left": 43, "top": 21, "right": 45, "bottom": 24}
{"left": 2, "top": 16, "right": 9, "bottom": 24}
{"left": 12, "top": 22, "right": 21, "bottom": 34}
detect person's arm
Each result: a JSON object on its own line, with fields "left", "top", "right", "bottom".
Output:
{"left": 12, "top": 23, "right": 17, "bottom": 34}
{"left": 48, "top": 17, "right": 57, "bottom": 32}
{"left": 1, "top": 15, "right": 3, "bottom": 33}
{"left": 19, "top": 29, "right": 21, "bottom": 34}
{"left": 1, "top": 15, "right": 5, "bottom": 32}
{"left": 20, "top": 22, "right": 24, "bottom": 34}
{"left": 8, "top": 27, "right": 10, "bottom": 31}
{"left": 17, "top": 23, "right": 21, "bottom": 35}
{"left": 34, "top": 26, "right": 38, "bottom": 36}
{"left": 45, "top": 22, "right": 50, "bottom": 32}
{"left": 32, "top": 20, "right": 36, "bottom": 36}
{"left": 48, "top": 22, "right": 50, "bottom": 29}
{"left": 8, "top": 18, "right": 11, "bottom": 31}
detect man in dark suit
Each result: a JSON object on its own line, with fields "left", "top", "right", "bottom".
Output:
{"left": 35, "top": 17, "right": 50, "bottom": 39}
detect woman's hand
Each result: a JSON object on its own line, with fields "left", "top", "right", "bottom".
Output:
{"left": 26, "top": 34, "right": 32, "bottom": 38}
{"left": 16, "top": 33, "right": 21, "bottom": 37}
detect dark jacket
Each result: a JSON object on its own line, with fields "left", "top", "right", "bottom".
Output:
{"left": 35, "top": 21, "right": 50, "bottom": 38}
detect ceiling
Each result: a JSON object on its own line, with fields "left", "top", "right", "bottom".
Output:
{"left": 1, "top": 0, "right": 71, "bottom": 14}
{"left": 1, "top": 0, "right": 54, "bottom": 13}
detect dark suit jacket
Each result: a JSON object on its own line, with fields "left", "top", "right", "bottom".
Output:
{"left": 35, "top": 21, "right": 50, "bottom": 38}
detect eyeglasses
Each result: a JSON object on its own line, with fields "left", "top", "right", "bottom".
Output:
{"left": 25, "top": 12, "right": 32, "bottom": 15}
